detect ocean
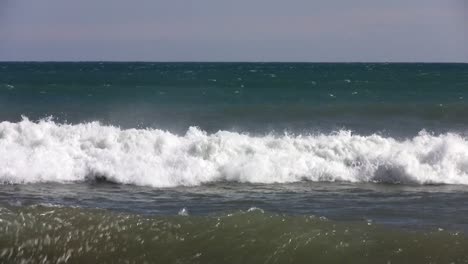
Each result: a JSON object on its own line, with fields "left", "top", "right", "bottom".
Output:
{"left": 1, "top": 62, "right": 468, "bottom": 263}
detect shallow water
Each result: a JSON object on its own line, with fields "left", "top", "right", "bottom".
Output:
{"left": 2, "top": 182, "right": 468, "bottom": 232}
{"left": 1, "top": 204, "right": 468, "bottom": 264}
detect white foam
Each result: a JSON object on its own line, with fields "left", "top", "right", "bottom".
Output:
{"left": 1, "top": 118, "right": 468, "bottom": 187}
{"left": 178, "top": 208, "right": 189, "bottom": 216}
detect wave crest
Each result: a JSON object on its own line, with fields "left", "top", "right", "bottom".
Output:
{"left": 1, "top": 118, "right": 468, "bottom": 187}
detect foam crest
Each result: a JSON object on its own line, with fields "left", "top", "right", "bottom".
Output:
{"left": 1, "top": 118, "right": 468, "bottom": 187}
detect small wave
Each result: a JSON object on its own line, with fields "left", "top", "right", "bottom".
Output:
{"left": 1, "top": 118, "right": 468, "bottom": 187}
{"left": 1, "top": 84, "right": 15, "bottom": 90}
{"left": 178, "top": 208, "right": 189, "bottom": 216}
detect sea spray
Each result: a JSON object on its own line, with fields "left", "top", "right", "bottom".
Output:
{"left": 1, "top": 118, "right": 468, "bottom": 187}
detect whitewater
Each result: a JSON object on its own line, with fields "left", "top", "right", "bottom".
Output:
{"left": 1, "top": 118, "right": 468, "bottom": 187}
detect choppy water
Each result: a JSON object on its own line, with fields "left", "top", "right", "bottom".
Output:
{"left": 1, "top": 62, "right": 468, "bottom": 263}
{"left": 2, "top": 205, "right": 468, "bottom": 264}
{"left": 1, "top": 62, "right": 468, "bottom": 135}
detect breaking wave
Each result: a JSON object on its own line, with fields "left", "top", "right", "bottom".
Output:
{"left": 1, "top": 118, "right": 468, "bottom": 187}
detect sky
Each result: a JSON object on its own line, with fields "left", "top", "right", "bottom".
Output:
{"left": 0, "top": 0, "right": 467, "bottom": 62}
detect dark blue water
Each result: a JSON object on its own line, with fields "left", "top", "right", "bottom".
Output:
{"left": 1, "top": 62, "right": 468, "bottom": 135}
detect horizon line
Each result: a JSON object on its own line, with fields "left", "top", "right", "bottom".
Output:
{"left": 0, "top": 60, "right": 467, "bottom": 64}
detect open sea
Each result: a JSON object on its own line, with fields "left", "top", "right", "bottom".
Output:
{"left": 1, "top": 62, "right": 468, "bottom": 263}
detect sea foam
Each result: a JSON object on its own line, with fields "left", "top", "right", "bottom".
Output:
{"left": 1, "top": 118, "right": 468, "bottom": 187}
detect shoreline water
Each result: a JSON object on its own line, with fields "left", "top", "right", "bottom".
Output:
{"left": 2, "top": 181, "right": 468, "bottom": 232}
{"left": 1, "top": 204, "right": 468, "bottom": 264}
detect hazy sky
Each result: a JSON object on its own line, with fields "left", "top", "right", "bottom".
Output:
{"left": 0, "top": 0, "right": 467, "bottom": 62}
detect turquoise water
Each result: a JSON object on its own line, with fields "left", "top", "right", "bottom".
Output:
{"left": 2, "top": 62, "right": 468, "bottom": 263}
{"left": 1, "top": 62, "right": 468, "bottom": 134}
